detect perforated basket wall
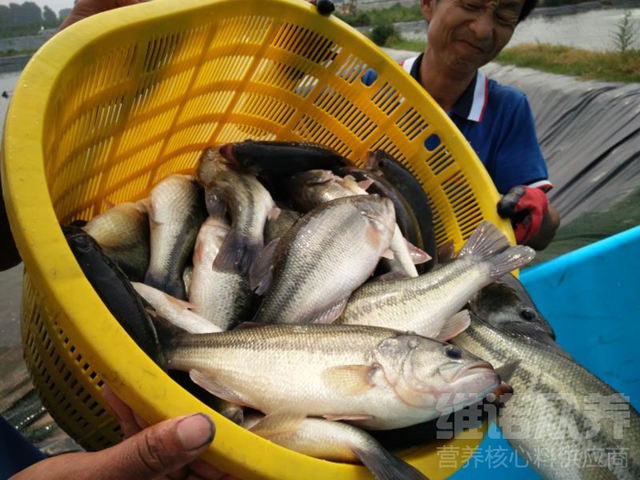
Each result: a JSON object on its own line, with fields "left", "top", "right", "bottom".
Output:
{"left": 3, "top": 0, "right": 510, "bottom": 478}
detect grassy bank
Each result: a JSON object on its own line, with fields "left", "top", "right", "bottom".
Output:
{"left": 383, "top": 39, "right": 640, "bottom": 83}
{"left": 495, "top": 44, "right": 640, "bottom": 83}
{"left": 0, "top": 49, "right": 36, "bottom": 58}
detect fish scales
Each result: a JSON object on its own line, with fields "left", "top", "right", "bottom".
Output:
{"left": 454, "top": 322, "right": 640, "bottom": 480}
{"left": 254, "top": 196, "right": 395, "bottom": 325}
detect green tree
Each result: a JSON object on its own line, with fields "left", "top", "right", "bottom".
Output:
{"left": 43, "top": 6, "right": 57, "bottom": 24}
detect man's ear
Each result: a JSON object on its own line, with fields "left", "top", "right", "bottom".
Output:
{"left": 420, "top": 0, "right": 436, "bottom": 22}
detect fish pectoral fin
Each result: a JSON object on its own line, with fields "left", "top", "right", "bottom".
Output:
{"left": 248, "top": 409, "right": 306, "bottom": 440}
{"left": 435, "top": 310, "right": 471, "bottom": 341}
{"left": 189, "top": 370, "right": 248, "bottom": 407}
{"left": 268, "top": 205, "right": 281, "bottom": 220}
{"left": 357, "top": 178, "right": 374, "bottom": 191}
{"left": 322, "top": 365, "right": 376, "bottom": 396}
{"left": 213, "top": 230, "right": 260, "bottom": 275}
{"left": 495, "top": 361, "right": 520, "bottom": 383}
{"left": 249, "top": 238, "right": 279, "bottom": 295}
{"left": 406, "top": 239, "right": 431, "bottom": 265}
{"left": 306, "top": 298, "right": 349, "bottom": 324}
{"left": 380, "top": 248, "right": 395, "bottom": 260}
{"left": 372, "top": 271, "right": 411, "bottom": 282}
{"left": 323, "top": 414, "right": 375, "bottom": 422}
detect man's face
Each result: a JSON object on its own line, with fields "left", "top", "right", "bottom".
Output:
{"left": 421, "top": 0, "right": 525, "bottom": 75}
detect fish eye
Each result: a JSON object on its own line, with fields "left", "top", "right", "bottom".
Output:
{"left": 444, "top": 345, "right": 463, "bottom": 359}
{"left": 519, "top": 307, "right": 536, "bottom": 321}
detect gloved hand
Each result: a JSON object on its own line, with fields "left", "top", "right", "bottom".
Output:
{"left": 497, "top": 185, "right": 549, "bottom": 245}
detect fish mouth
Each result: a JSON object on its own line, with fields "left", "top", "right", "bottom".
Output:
{"left": 452, "top": 361, "right": 494, "bottom": 382}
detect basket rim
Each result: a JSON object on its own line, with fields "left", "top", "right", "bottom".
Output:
{"left": 2, "top": 0, "right": 506, "bottom": 477}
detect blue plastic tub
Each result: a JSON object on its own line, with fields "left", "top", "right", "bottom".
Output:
{"left": 453, "top": 226, "right": 640, "bottom": 478}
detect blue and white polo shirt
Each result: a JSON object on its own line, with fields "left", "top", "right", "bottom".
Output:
{"left": 362, "top": 54, "right": 552, "bottom": 194}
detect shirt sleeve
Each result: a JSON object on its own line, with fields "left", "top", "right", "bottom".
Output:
{"left": 493, "top": 94, "right": 552, "bottom": 194}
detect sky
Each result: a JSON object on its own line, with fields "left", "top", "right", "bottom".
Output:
{"left": 0, "top": 0, "right": 75, "bottom": 15}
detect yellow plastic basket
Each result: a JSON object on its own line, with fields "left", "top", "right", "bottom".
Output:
{"left": 2, "top": 0, "right": 513, "bottom": 477}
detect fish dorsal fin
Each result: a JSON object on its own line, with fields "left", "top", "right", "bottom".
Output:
{"left": 249, "top": 238, "right": 279, "bottom": 295}
{"left": 189, "top": 370, "right": 250, "bottom": 407}
{"left": 437, "top": 240, "right": 456, "bottom": 264}
{"left": 322, "top": 365, "right": 377, "bottom": 396}
{"left": 248, "top": 410, "right": 306, "bottom": 440}
{"left": 458, "top": 221, "right": 510, "bottom": 261}
{"left": 435, "top": 310, "right": 471, "bottom": 341}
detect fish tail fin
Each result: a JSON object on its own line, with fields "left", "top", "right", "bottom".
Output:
{"left": 488, "top": 246, "right": 536, "bottom": 280}
{"left": 213, "top": 230, "right": 261, "bottom": 275}
{"left": 352, "top": 443, "right": 429, "bottom": 480}
{"left": 458, "top": 221, "right": 510, "bottom": 261}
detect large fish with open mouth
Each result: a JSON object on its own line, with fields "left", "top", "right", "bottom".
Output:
{"left": 156, "top": 321, "right": 501, "bottom": 430}
{"left": 144, "top": 175, "right": 206, "bottom": 299}
{"left": 453, "top": 276, "right": 640, "bottom": 480}
{"left": 195, "top": 146, "right": 279, "bottom": 275}
{"left": 251, "top": 195, "right": 396, "bottom": 325}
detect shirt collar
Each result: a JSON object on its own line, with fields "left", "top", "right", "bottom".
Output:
{"left": 401, "top": 53, "right": 489, "bottom": 123}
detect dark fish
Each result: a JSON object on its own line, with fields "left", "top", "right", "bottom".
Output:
{"left": 63, "top": 225, "right": 163, "bottom": 364}
{"left": 453, "top": 277, "right": 640, "bottom": 480}
{"left": 220, "top": 140, "right": 350, "bottom": 180}
{"left": 366, "top": 150, "right": 438, "bottom": 272}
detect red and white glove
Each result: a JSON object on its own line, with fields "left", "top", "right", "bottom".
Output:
{"left": 497, "top": 185, "right": 549, "bottom": 245}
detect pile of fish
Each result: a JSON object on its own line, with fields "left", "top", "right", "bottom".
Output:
{"left": 61, "top": 140, "right": 639, "bottom": 479}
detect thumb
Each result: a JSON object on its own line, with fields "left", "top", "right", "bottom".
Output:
{"left": 93, "top": 413, "right": 215, "bottom": 480}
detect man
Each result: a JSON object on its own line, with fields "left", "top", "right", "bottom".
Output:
{"left": 363, "top": 0, "right": 560, "bottom": 249}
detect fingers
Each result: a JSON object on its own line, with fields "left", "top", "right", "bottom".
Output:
{"left": 497, "top": 185, "right": 526, "bottom": 218}
{"left": 103, "top": 386, "right": 143, "bottom": 438}
{"left": 90, "top": 413, "right": 216, "bottom": 480}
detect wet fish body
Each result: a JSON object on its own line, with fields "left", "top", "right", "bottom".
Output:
{"left": 337, "top": 221, "right": 535, "bottom": 340}
{"left": 244, "top": 412, "right": 428, "bottom": 480}
{"left": 144, "top": 175, "right": 206, "bottom": 299}
{"left": 158, "top": 322, "right": 500, "bottom": 430}
{"left": 196, "top": 147, "right": 278, "bottom": 275}
{"left": 366, "top": 150, "right": 438, "bottom": 272}
{"left": 264, "top": 206, "right": 301, "bottom": 245}
{"left": 252, "top": 195, "right": 396, "bottom": 325}
{"left": 132, "top": 282, "right": 221, "bottom": 334}
{"left": 82, "top": 201, "right": 150, "bottom": 281}
{"left": 453, "top": 280, "right": 640, "bottom": 480}
{"left": 63, "top": 226, "right": 162, "bottom": 364}
{"left": 189, "top": 217, "right": 255, "bottom": 331}
{"left": 221, "top": 140, "right": 350, "bottom": 179}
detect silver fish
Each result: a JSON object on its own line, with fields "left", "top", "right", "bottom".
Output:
{"left": 82, "top": 201, "right": 150, "bottom": 281}
{"left": 132, "top": 282, "right": 221, "bottom": 334}
{"left": 144, "top": 175, "right": 206, "bottom": 299}
{"left": 453, "top": 279, "right": 640, "bottom": 480}
{"left": 195, "top": 146, "right": 279, "bottom": 275}
{"left": 264, "top": 206, "right": 300, "bottom": 245}
{"left": 243, "top": 411, "right": 428, "bottom": 480}
{"left": 336, "top": 221, "right": 535, "bottom": 341}
{"left": 287, "top": 169, "right": 427, "bottom": 278}
{"left": 251, "top": 195, "right": 396, "bottom": 325}
{"left": 190, "top": 217, "right": 255, "bottom": 331}
{"left": 157, "top": 322, "right": 500, "bottom": 430}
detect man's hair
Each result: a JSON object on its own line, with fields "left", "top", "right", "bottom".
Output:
{"left": 519, "top": 0, "right": 538, "bottom": 23}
